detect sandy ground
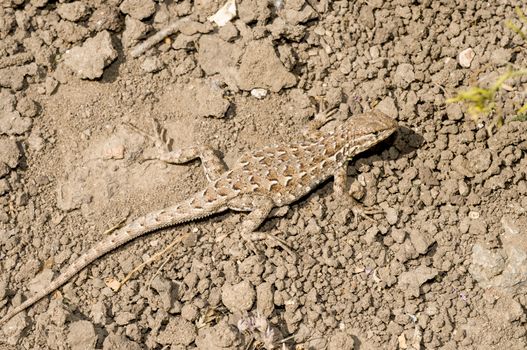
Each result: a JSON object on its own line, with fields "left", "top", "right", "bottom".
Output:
{"left": 1, "top": 0, "right": 527, "bottom": 349}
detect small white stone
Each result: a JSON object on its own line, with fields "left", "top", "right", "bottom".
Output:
{"left": 141, "top": 56, "right": 163, "bottom": 73}
{"left": 208, "top": 0, "right": 236, "bottom": 27}
{"left": 458, "top": 48, "right": 475, "bottom": 68}
{"left": 469, "top": 211, "right": 480, "bottom": 219}
{"left": 250, "top": 88, "right": 268, "bottom": 99}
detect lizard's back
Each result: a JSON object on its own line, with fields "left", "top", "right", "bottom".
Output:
{"left": 210, "top": 139, "right": 338, "bottom": 207}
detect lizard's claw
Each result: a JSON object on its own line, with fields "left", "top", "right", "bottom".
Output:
{"left": 313, "top": 106, "right": 338, "bottom": 127}
{"left": 242, "top": 231, "right": 297, "bottom": 259}
{"left": 125, "top": 119, "right": 171, "bottom": 152}
{"left": 303, "top": 105, "right": 339, "bottom": 140}
{"left": 344, "top": 195, "right": 383, "bottom": 224}
{"left": 351, "top": 204, "right": 383, "bottom": 224}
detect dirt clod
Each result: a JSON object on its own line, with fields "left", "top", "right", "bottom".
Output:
{"left": 63, "top": 31, "right": 117, "bottom": 79}
{"left": 222, "top": 280, "right": 255, "bottom": 313}
{"left": 67, "top": 320, "right": 97, "bottom": 350}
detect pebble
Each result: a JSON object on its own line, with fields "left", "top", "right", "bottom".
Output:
{"left": 157, "top": 318, "right": 196, "bottom": 346}
{"left": 385, "top": 207, "right": 399, "bottom": 225}
{"left": 0, "top": 138, "right": 21, "bottom": 168}
{"left": 251, "top": 88, "right": 268, "bottom": 99}
{"left": 141, "top": 56, "right": 164, "bottom": 73}
{"left": 119, "top": 0, "right": 155, "bottom": 20}
{"left": 409, "top": 229, "right": 434, "bottom": 255}
{"left": 67, "top": 320, "right": 97, "bottom": 350}
{"left": 221, "top": 280, "right": 255, "bottom": 313}
{"left": 398, "top": 266, "right": 438, "bottom": 297}
{"left": 63, "top": 31, "right": 118, "bottom": 79}
{"left": 57, "top": 1, "right": 88, "bottom": 22}
{"left": 491, "top": 48, "right": 512, "bottom": 66}
{"left": 394, "top": 63, "right": 415, "bottom": 88}
{"left": 256, "top": 282, "right": 274, "bottom": 317}
{"left": 103, "top": 333, "right": 142, "bottom": 350}
{"left": 376, "top": 96, "right": 398, "bottom": 119}
{"left": 458, "top": 48, "right": 475, "bottom": 68}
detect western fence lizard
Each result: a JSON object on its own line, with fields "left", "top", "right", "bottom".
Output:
{"left": 0, "top": 109, "right": 398, "bottom": 326}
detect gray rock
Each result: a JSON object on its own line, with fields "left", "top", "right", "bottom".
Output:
{"left": 329, "top": 331, "right": 356, "bottom": 350}
{"left": 57, "top": 1, "right": 88, "bottom": 22}
{"left": 0, "top": 138, "right": 20, "bottom": 168}
{"left": 469, "top": 243, "right": 506, "bottom": 286}
{"left": 103, "top": 333, "right": 142, "bottom": 350}
{"left": 89, "top": 5, "right": 123, "bottom": 32}
{"left": 67, "top": 320, "right": 97, "bottom": 350}
{"left": 491, "top": 48, "right": 512, "bottom": 66}
{"left": 446, "top": 102, "right": 463, "bottom": 121}
{"left": 376, "top": 97, "right": 398, "bottom": 119}
{"left": 141, "top": 56, "right": 164, "bottom": 73}
{"left": 122, "top": 15, "right": 150, "bottom": 48}
{"left": 64, "top": 31, "right": 117, "bottom": 79}
{"left": 398, "top": 266, "right": 438, "bottom": 297}
{"left": 222, "top": 280, "right": 255, "bottom": 313}
{"left": 27, "top": 269, "right": 54, "bottom": 296}
{"left": 256, "top": 282, "right": 274, "bottom": 317}
{"left": 195, "top": 319, "right": 242, "bottom": 350}
{"left": 0, "top": 162, "right": 9, "bottom": 178}
{"left": 157, "top": 317, "right": 196, "bottom": 346}
{"left": 237, "top": 40, "right": 296, "bottom": 92}
{"left": 385, "top": 207, "right": 399, "bottom": 225}
{"left": 16, "top": 97, "right": 38, "bottom": 118}
{"left": 465, "top": 149, "right": 492, "bottom": 174}
{"left": 394, "top": 63, "right": 415, "bottom": 88}
{"left": 0, "top": 179, "right": 11, "bottom": 196}
{"left": 458, "top": 48, "right": 475, "bottom": 68}
{"left": 0, "top": 110, "right": 32, "bottom": 135}
{"left": 409, "top": 229, "right": 434, "bottom": 255}
{"left": 119, "top": 0, "right": 155, "bottom": 20}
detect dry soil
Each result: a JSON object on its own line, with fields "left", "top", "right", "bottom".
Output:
{"left": 1, "top": 0, "right": 527, "bottom": 349}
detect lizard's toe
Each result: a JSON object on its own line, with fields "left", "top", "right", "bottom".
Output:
{"left": 350, "top": 203, "right": 383, "bottom": 224}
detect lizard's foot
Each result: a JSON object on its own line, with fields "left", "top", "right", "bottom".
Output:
{"left": 242, "top": 231, "right": 297, "bottom": 258}
{"left": 345, "top": 194, "right": 384, "bottom": 224}
{"left": 126, "top": 118, "right": 171, "bottom": 153}
{"left": 313, "top": 104, "right": 338, "bottom": 126}
{"left": 302, "top": 104, "right": 339, "bottom": 141}
{"left": 351, "top": 203, "right": 383, "bottom": 224}
{"left": 240, "top": 232, "right": 261, "bottom": 255}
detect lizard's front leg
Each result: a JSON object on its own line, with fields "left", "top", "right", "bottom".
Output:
{"left": 128, "top": 119, "right": 227, "bottom": 182}
{"left": 334, "top": 165, "right": 383, "bottom": 223}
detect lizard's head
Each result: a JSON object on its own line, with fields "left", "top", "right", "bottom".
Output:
{"left": 338, "top": 110, "right": 398, "bottom": 160}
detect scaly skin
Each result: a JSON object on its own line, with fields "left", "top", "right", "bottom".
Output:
{"left": 0, "top": 110, "right": 397, "bottom": 326}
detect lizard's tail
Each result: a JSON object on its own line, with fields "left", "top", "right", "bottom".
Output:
{"left": 0, "top": 194, "right": 228, "bottom": 326}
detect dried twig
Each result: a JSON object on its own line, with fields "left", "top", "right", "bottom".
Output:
{"left": 130, "top": 16, "right": 190, "bottom": 58}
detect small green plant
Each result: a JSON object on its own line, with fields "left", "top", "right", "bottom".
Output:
{"left": 447, "top": 7, "right": 527, "bottom": 124}
{"left": 511, "top": 114, "right": 527, "bottom": 122}
{"left": 506, "top": 6, "right": 527, "bottom": 40}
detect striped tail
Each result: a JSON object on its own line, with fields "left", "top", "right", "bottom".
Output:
{"left": 0, "top": 193, "right": 228, "bottom": 326}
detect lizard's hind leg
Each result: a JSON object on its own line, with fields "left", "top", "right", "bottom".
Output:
{"left": 127, "top": 119, "right": 228, "bottom": 182}
{"left": 334, "top": 165, "right": 383, "bottom": 223}
{"left": 229, "top": 196, "right": 295, "bottom": 256}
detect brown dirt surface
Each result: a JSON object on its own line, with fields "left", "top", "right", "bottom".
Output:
{"left": 1, "top": 0, "right": 527, "bottom": 349}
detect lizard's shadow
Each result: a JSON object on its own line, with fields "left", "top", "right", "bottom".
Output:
{"left": 358, "top": 125, "right": 423, "bottom": 160}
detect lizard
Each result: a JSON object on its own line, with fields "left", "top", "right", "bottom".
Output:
{"left": 0, "top": 108, "right": 398, "bottom": 326}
